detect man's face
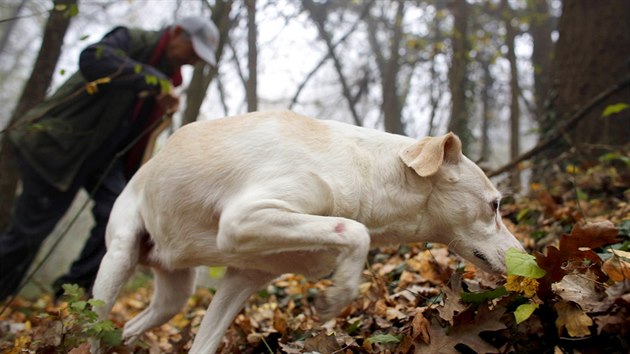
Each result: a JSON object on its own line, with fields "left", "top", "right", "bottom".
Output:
{"left": 165, "top": 26, "right": 201, "bottom": 68}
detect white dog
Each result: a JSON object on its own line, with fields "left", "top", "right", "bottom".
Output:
{"left": 91, "top": 110, "right": 523, "bottom": 353}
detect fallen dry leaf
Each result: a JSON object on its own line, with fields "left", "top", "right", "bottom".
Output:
{"left": 554, "top": 301, "right": 593, "bottom": 337}
{"left": 279, "top": 342, "right": 304, "bottom": 353}
{"left": 437, "top": 273, "right": 468, "bottom": 325}
{"left": 416, "top": 305, "right": 505, "bottom": 354}
{"left": 569, "top": 221, "right": 619, "bottom": 249}
{"left": 602, "top": 249, "right": 630, "bottom": 281}
{"left": 551, "top": 272, "right": 608, "bottom": 312}
{"left": 304, "top": 331, "right": 340, "bottom": 352}
{"left": 407, "top": 249, "right": 452, "bottom": 285}
{"left": 410, "top": 310, "right": 431, "bottom": 344}
{"left": 593, "top": 313, "right": 627, "bottom": 335}
{"left": 67, "top": 342, "right": 91, "bottom": 354}
{"left": 534, "top": 221, "right": 618, "bottom": 300}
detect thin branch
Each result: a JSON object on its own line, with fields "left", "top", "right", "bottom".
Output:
{"left": 303, "top": 0, "right": 373, "bottom": 126}
{"left": 216, "top": 75, "right": 230, "bottom": 116}
{"left": 487, "top": 75, "right": 630, "bottom": 177}
{"left": 289, "top": 2, "right": 371, "bottom": 109}
{"left": 227, "top": 39, "right": 247, "bottom": 89}
{"left": 0, "top": 9, "right": 49, "bottom": 24}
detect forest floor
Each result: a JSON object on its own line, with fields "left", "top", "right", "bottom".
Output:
{"left": 1, "top": 147, "right": 629, "bottom": 354}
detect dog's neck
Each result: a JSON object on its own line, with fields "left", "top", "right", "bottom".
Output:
{"left": 362, "top": 158, "right": 437, "bottom": 247}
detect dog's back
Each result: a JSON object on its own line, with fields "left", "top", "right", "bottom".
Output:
{"left": 125, "top": 111, "right": 411, "bottom": 269}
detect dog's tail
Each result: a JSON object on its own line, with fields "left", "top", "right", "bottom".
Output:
{"left": 91, "top": 183, "right": 145, "bottom": 325}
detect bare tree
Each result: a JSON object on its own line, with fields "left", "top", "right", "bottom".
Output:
{"left": 479, "top": 58, "right": 494, "bottom": 163}
{"left": 427, "top": 9, "right": 445, "bottom": 137}
{"left": 0, "top": 0, "right": 78, "bottom": 230}
{"left": 366, "top": 0, "right": 406, "bottom": 134}
{"left": 502, "top": 0, "right": 521, "bottom": 190}
{"left": 534, "top": 1, "right": 630, "bottom": 179}
{"left": 246, "top": 0, "right": 257, "bottom": 112}
{"left": 302, "top": 0, "right": 363, "bottom": 126}
{"left": 447, "top": 0, "right": 472, "bottom": 153}
{"left": 181, "top": 0, "right": 234, "bottom": 126}
{"left": 527, "top": 0, "right": 553, "bottom": 124}
{"left": 289, "top": 4, "right": 369, "bottom": 110}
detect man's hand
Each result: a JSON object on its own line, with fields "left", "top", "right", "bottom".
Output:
{"left": 156, "top": 91, "right": 180, "bottom": 115}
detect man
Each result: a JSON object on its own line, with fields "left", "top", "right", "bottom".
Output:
{"left": 0, "top": 16, "right": 220, "bottom": 300}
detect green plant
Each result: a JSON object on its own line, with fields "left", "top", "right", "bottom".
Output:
{"left": 60, "top": 284, "right": 121, "bottom": 350}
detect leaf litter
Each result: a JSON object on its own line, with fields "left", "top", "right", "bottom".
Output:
{"left": 1, "top": 146, "right": 629, "bottom": 353}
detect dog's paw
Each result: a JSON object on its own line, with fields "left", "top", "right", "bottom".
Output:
{"left": 87, "top": 338, "right": 101, "bottom": 354}
{"left": 314, "top": 286, "right": 353, "bottom": 321}
{"left": 122, "top": 334, "right": 139, "bottom": 347}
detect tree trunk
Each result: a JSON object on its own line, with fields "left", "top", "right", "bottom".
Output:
{"left": 290, "top": 0, "right": 372, "bottom": 110}
{"left": 181, "top": 0, "right": 234, "bottom": 126}
{"left": 246, "top": 0, "right": 257, "bottom": 112}
{"left": 538, "top": 1, "right": 630, "bottom": 166}
{"left": 480, "top": 59, "right": 493, "bottom": 163}
{"left": 364, "top": 0, "right": 408, "bottom": 133}
{"left": 427, "top": 11, "right": 444, "bottom": 137}
{"left": 380, "top": 0, "right": 405, "bottom": 135}
{"left": 303, "top": 0, "right": 362, "bottom": 126}
{"left": 528, "top": 0, "right": 553, "bottom": 124}
{"left": 503, "top": 0, "right": 521, "bottom": 191}
{"left": 447, "top": 0, "right": 471, "bottom": 153}
{"left": 0, "top": 0, "right": 77, "bottom": 230}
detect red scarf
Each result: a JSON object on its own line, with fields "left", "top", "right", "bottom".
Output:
{"left": 125, "top": 30, "right": 183, "bottom": 177}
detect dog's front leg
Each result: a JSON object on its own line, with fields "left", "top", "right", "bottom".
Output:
{"left": 189, "top": 267, "right": 275, "bottom": 354}
{"left": 217, "top": 199, "right": 371, "bottom": 319}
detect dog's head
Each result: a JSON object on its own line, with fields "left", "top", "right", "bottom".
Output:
{"left": 399, "top": 133, "right": 524, "bottom": 274}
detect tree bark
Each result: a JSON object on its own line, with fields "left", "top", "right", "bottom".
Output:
{"left": 427, "top": 11, "right": 444, "bottom": 137}
{"left": 364, "top": 0, "right": 408, "bottom": 134}
{"left": 380, "top": 0, "right": 405, "bottom": 135}
{"left": 479, "top": 59, "right": 493, "bottom": 163}
{"left": 447, "top": 0, "right": 471, "bottom": 153}
{"left": 303, "top": 0, "right": 362, "bottom": 126}
{"left": 289, "top": 2, "right": 371, "bottom": 110}
{"left": 181, "top": 0, "right": 234, "bottom": 126}
{"left": 246, "top": 0, "right": 257, "bottom": 112}
{"left": 0, "top": 0, "right": 77, "bottom": 230}
{"left": 503, "top": 0, "right": 521, "bottom": 191}
{"left": 537, "top": 0, "right": 630, "bottom": 167}
{"left": 528, "top": 0, "right": 553, "bottom": 124}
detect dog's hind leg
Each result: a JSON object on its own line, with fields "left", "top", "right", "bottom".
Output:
{"left": 90, "top": 189, "right": 144, "bottom": 353}
{"left": 121, "top": 267, "right": 195, "bottom": 343}
{"left": 217, "top": 199, "right": 371, "bottom": 320}
{"left": 189, "top": 267, "right": 275, "bottom": 354}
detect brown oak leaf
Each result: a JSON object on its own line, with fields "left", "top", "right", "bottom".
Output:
{"left": 535, "top": 221, "right": 618, "bottom": 299}
{"left": 551, "top": 272, "right": 608, "bottom": 312}
{"left": 437, "top": 273, "right": 469, "bottom": 325}
{"left": 416, "top": 305, "right": 505, "bottom": 354}
{"left": 554, "top": 301, "right": 593, "bottom": 337}
{"left": 304, "top": 331, "right": 341, "bottom": 353}
{"left": 602, "top": 249, "right": 630, "bottom": 281}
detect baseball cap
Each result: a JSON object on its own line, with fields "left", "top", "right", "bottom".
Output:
{"left": 174, "top": 16, "right": 220, "bottom": 67}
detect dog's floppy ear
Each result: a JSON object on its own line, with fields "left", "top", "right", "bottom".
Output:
{"left": 399, "top": 132, "right": 462, "bottom": 177}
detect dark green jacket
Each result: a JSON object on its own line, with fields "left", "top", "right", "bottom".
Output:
{"left": 9, "top": 27, "right": 175, "bottom": 191}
